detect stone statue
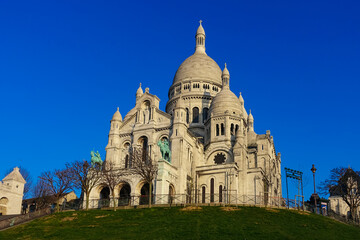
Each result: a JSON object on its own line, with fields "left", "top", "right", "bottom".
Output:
{"left": 144, "top": 108, "right": 150, "bottom": 124}
{"left": 157, "top": 139, "right": 171, "bottom": 163}
{"left": 90, "top": 150, "right": 103, "bottom": 167}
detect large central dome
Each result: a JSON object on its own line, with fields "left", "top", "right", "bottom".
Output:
{"left": 172, "top": 52, "right": 222, "bottom": 85}
{"left": 166, "top": 21, "right": 223, "bottom": 119}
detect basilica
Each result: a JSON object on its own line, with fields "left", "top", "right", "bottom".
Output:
{"left": 89, "top": 22, "right": 282, "bottom": 206}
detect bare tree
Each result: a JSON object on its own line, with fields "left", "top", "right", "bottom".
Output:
{"left": 66, "top": 160, "right": 102, "bottom": 210}
{"left": 131, "top": 147, "right": 158, "bottom": 208}
{"left": 32, "top": 179, "right": 53, "bottom": 210}
{"left": 101, "top": 161, "right": 126, "bottom": 211}
{"left": 5, "top": 166, "right": 33, "bottom": 199}
{"left": 39, "top": 168, "right": 73, "bottom": 212}
{"left": 319, "top": 167, "right": 360, "bottom": 221}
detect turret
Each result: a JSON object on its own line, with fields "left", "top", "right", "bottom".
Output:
{"left": 239, "top": 92, "right": 244, "bottom": 106}
{"left": 136, "top": 83, "right": 143, "bottom": 101}
{"left": 248, "top": 110, "right": 254, "bottom": 131}
{"left": 106, "top": 107, "right": 122, "bottom": 154}
{"left": 195, "top": 20, "right": 206, "bottom": 54}
{"left": 171, "top": 98, "right": 187, "bottom": 138}
{"left": 222, "top": 63, "right": 230, "bottom": 88}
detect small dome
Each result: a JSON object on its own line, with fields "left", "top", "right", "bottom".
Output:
{"left": 112, "top": 107, "right": 122, "bottom": 121}
{"left": 136, "top": 83, "right": 143, "bottom": 96}
{"left": 210, "top": 88, "right": 241, "bottom": 116}
{"left": 239, "top": 92, "right": 244, "bottom": 104}
{"left": 222, "top": 63, "right": 230, "bottom": 78}
{"left": 172, "top": 53, "right": 222, "bottom": 85}
{"left": 248, "top": 110, "right": 254, "bottom": 122}
{"left": 196, "top": 20, "right": 205, "bottom": 35}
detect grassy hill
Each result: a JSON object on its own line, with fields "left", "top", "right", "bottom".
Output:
{"left": 1, "top": 206, "right": 359, "bottom": 240}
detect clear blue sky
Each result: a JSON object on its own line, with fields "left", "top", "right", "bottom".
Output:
{"left": 1, "top": 0, "right": 359, "bottom": 200}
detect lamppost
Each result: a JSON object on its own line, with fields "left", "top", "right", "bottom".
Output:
{"left": 311, "top": 164, "right": 318, "bottom": 213}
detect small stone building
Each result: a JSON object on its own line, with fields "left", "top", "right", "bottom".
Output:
{"left": 0, "top": 167, "right": 26, "bottom": 215}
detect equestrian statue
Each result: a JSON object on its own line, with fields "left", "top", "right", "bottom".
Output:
{"left": 157, "top": 139, "right": 171, "bottom": 163}
{"left": 90, "top": 150, "right": 103, "bottom": 167}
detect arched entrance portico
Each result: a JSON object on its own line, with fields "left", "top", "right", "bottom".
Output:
{"left": 99, "top": 186, "right": 110, "bottom": 208}
{"left": 168, "top": 184, "right": 175, "bottom": 204}
{"left": 119, "top": 183, "right": 131, "bottom": 206}
{"left": 140, "top": 183, "right": 154, "bottom": 205}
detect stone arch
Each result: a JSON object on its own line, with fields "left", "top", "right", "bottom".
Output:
{"left": 200, "top": 185, "right": 207, "bottom": 203}
{"left": 137, "top": 136, "right": 149, "bottom": 162}
{"left": 186, "top": 108, "right": 190, "bottom": 123}
{"left": 192, "top": 107, "right": 199, "bottom": 123}
{"left": 202, "top": 107, "right": 208, "bottom": 123}
{"left": 158, "top": 134, "right": 169, "bottom": 142}
{"left": 122, "top": 141, "right": 131, "bottom": 168}
{"left": 0, "top": 197, "right": 8, "bottom": 215}
{"left": 99, "top": 186, "right": 110, "bottom": 208}
{"left": 139, "top": 182, "right": 154, "bottom": 205}
{"left": 205, "top": 148, "right": 234, "bottom": 165}
{"left": 168, "top": 184, "right": 175, "bottom": 204}
{"left": 210, "top": 178, "right": 215, "bottom": 202}
{"left": 118, "top": 182, "right": 131, "bottom": 206}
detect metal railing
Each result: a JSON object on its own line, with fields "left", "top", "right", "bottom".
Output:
{"left": 83, "top": 194, "right": 300, "bottom": 209}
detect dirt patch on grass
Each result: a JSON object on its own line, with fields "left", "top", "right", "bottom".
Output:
{"left": 95, "top": 215, "right": 108, "bottom": 219}
{"left": 87, "top": 225, "right": 98, "bottom": 228}
{"left": 61, "top": 217, "right": 76, "bottom": 222}
{"left": 180, "top": 206, "right": 202, "bottom": 211}
{"left": 221, "top": 206, "right": 241, "bottom": 211}
{"left": 297, "top": 211, "right": 310, "bottom": 215}
{"left": 43, "top": 215, "right": 54, "bottom": 220}
{"left": 266, "top": 208, "right": 280, "bottom": 213}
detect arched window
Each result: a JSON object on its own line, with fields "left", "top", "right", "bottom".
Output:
{"left": 216, "top": 124, "right": 219, "bottom": 136}
{"left": 192, "top": 107, "right": 199, "bottom": 123}
{"left": 138, "top": 136, "right": 148, "bottom": 162}
{"left": 230, "top": 123, "right": 234, "bottom": 135}
{"left": 221, "top": 123, "right": 225, "bottom": 135}
{"left": 210, "top": 178, "right": 214, "bottom": 203}
{"left": 186, "top": 108, "right": 189, "bottom": 124}
{"left": 235, "top": 124, "right": 239, "bottom": 134}
{"left": 219, "top": 185, "right": 223, "bottom": 203}
{"left": 202, "top": 108, "right": 208, "bottom": 123}
{"left": 202, "top": 186, "right": 206, "bottom": 203}
{"left": 125, "top": 155, "right": 129, "bottom": 168}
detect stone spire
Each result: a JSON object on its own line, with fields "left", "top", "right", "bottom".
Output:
{"left": 248, "top": 109, "right": 254, "bottom": 131}
{"left": 222, "top": 63, "right": 230, "bottom": 89}
{"left": 195, "top": 20, "right": 206, "bottom": 54}
{"left": 136, "top": 83, "right": 143, "bottom": 100}
{"left": 239, "top": 92, "right": 244, "bottom": 105}
{"left": 112, "top": 107, "right": 122, "bottom": 121}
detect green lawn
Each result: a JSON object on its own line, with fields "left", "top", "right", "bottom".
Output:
{"left": 1, "top": 206, "right": 359, "bottom": 240}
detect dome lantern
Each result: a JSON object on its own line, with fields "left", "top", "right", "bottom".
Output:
{"left": 195, "top": 20, "right": 206, "bottom": 54}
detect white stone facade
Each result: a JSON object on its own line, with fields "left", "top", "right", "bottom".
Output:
{"left": 0, "top": 167, "right": 26, "bottom": 215}
{"left": 329, "top": 196, "right": 360, "bottom": 219}
{"left": 89, "top": 22, "right": 282, "bottom": 206}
